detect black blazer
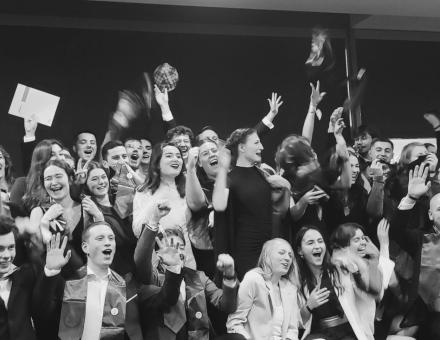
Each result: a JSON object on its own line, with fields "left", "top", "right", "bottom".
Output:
{"left": 0, "top": 264, "right": 39, "bottom": 340}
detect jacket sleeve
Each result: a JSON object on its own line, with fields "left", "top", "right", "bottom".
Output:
{"left": 21, "top": 139, "right": 37, "bottom": 175}
{"left": 139, "top": 270, "right": 184, "bottom": 312}
{"left": 286, "top": 287, "right": 300, "bottom": 340}
{"left": 202, "top": 271, "right": 238, "bottom": 314}
{"left": 226, "top": 272, "right": 258, "bottom": 340}
{"left": 390, "top": 205, "right": 422, "bottom": 257}
{"left": 134, "top": 227, "right": 160, "bottom": 285}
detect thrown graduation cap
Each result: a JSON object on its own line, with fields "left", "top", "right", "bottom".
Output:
{"left": 154, "top": 63, "right": 179, "bottom": 92}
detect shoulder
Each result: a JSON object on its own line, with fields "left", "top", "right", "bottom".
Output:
{"left": 242, "top": 269, "right": 265, "bottom": 285}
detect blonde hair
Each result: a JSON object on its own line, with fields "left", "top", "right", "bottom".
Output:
{"left": 257, "top": 238, "right": 297, "bottom": 285}
{"left": 399, "top": 142, "right": 426, "bottom": 167}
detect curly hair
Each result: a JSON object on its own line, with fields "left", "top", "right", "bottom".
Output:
{"left": 0, "top": 145, "right": 15, "bottom": 190}
{"left": 225, "top": 128, "right": 256, "bottom": 165}
{"left": 138, "top": 142, "right": 186, "bottom": 198}
{"left": 166, "top": 125, "right": 194, "bottom": 145}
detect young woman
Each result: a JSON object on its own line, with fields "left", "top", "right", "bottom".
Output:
{"left": 0, "top": 145, "right": 15, "bottom": 216}
{"left": 28, "top": 159, "right": 102, "bottom": 277}
{"left": 133, "top": 142, "right": 196, "bottom": 269}
{"left": 84, "top": 162, "right": 137, "bottom": 275}
{"left": 185, "top": 138, "right": 219, "bottom": 278}
{"left": 226, "top": 238, "right": 299, "bottom": 340}
{"left": 213, "top": 128, "right": 274, "bottom": 280}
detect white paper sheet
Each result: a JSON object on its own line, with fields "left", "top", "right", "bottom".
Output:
{"left": 8, "top": 84, "right": 60, "bottom": 127}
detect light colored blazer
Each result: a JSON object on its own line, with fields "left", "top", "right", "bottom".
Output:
{"left": 300, "top": 255, "right": 395, "bottom": 340}
{"left": 227, "top": 268, "right": 299, "bottom": 340}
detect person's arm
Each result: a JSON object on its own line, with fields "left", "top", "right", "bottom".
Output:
{"left": 204, "top": 254, "right": 238, "bottom": 313}
{"left": 302, "top": 81, "right": 326, "bottom": 143}
{"left": 21, "top": 115, "right": 38, "bottom": 175}
{"left": 366, "top": 170, "right": 385, "bottom": 218}
{"left": 329, "top": 118, "right": 351, "bottom": 190}
{"left": 154, "top": 85, "right": 176, "bottom": 133}
{"left": 226, "top": 271, "right": 257, "bottom": 339}
{"left": 254, "top": 92, "right": 283, "bottom": 138}
{"left": 185, "top": 147, "right": 208, "bottom": 212}
{"left": 212, "top": 148, "right": 231, "bottom": 212}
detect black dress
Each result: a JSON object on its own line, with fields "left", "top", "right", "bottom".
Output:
{"left": 215, "top": 166, "right": 272, "bottom": 280}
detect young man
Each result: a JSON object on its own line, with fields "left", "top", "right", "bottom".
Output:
{"left": 101, "top": 140, "right": 128, "bottom": 171}
{"left": 134, "top": 202, "right": 239, "bottom": 340}
{"left": 0, "top": 216, "right": 38, "bottom": 340}
{"left": 137, "top": 138, "right": 153, "bottom": 183}
{"left": 36, "top": 221, "right": 185, "bottom": 340}
{"left": 73, "top": 131, "right": 98, "bottom": 162}
{"left": 124, "top": 138, "right": 143, "bottom": 171}
{"left": 166, "top": 125, "right": 194, "bottom": 163}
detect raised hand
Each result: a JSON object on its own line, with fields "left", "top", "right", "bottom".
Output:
{"left": 155, "top": 236, "right": 183, "bottom": 267}
{"left": 364, "top": 235, "right": 380, "bottom": 259}
{"left": 45, "top": 233, "right": 71, "bottom": 271}
{"left": 333, "top": 118, "right": 346, "bottom": 136}
{"left": 369, "top": 159, "right": 384, "bottom": 178}
{"left": 43, "top": 204, "right": 64, "bottom": 222}
{"left": 408, "top": 164, "right": 431, "bottom": 199}
{"left": 306, "top": 285, "right": 330, "bottom": 310}
{"left": 267, "top": 92, "right": 283, "bottom": 117}
{"left": 24, "top": 114, "right": 38, "bottom": 139}
{"left": 218, "top": 147, "right": 231, "bottom": 170}
{"left": 426, "top": 153, "right": 438, "bottom": 173}
{"left": 299, "top": 188, "right": 327, "bottom": 206}
{"left": 187, "top": 147, "right": 200, "bottom": 171}
{"left": 154, "top": 84, "right": 169, "bottom": 108}
{"left": 216, "top": 253, "right": 235, "bottom": 278}
{"left": 310, "top": 81, "right": 326, "bottom": 108}
{"left": 377, "top": 219, "right": 390, "bottom": 250}
{"left": 82, "top": 196, "right": 104, "bottom": 221}
{"left": 149, "top": 200, "right": 172, "bottom": 226}
{"left": 74, "top": 158, "right": 92, "bottom": 184}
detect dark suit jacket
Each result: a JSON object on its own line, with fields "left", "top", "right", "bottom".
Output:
{"left": 0, "top": 264, "right": 39, "bottom": 340}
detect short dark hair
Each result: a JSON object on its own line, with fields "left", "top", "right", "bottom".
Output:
{"left": 371, "top": 137, "right": 394, "bottom": 150}
{"left": 101, "top": 140, "right": 124, "bottom": 160}
{"left": 0, "top": 215, "right": 18, "bottom": 241}
{"left": 82, "top": 221, "right": 112, "bottom": 242}
{"left": 330, "top": 222, "right": 366, "bottom": 250}
{"left": 354, "top": 125, "right": 378, "bottom": 139}
{"left": 73, "top": 130, "right": 97, "bottom": 146}
{"left": 166, "top": 125, "right": 194, "bottom": 144}
{"left": 123, "top": 137, "right": 141, "bottom": 145}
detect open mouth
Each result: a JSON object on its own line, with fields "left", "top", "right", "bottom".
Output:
{"left": 312, "top": 250, "right": 323, "bottom": 258}
{"left": 142, "top": 153, "right": 150, "bottom": 160}
{"left": 130, "top": 153, "right": 139, "bottom": 161}
{"left": 102, "top": 249, "right": 112, "bottom": 256}
{"left": 179, "top": 146, "right": 189, "bottom": 154}
{"left": 170, "top": 163, "right": 180, "bottom": 170}
{"left": 209, "top": 157, "right": 218, "bottom": 166}
{"left": 50, "top": 185, "right": 63, "bottom": 192}
{"left": 280, "top": 262, "right": 289, "bottom": 269}
{"left": 84, "top": 149, "right": 93, "bottom": 155}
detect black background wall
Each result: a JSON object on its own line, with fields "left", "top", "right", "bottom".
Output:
{"left": 0, "top": 26, "right": 347, "bottom": 175}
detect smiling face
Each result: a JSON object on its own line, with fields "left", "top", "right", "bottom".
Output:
{"left": 370, "top": 141, "right": 394, "bottom": 163}
{"left": 354, "top": 133, "right": 372, "bottom": 155}
{"left": 140, "top": 139, "right": 153, "bottom": 165}
{"left": 0, "top": 232, "right": 15, "bottom": 277}
{"left": 160, "top": 145, "right": 183, "bottom": 178}
{"left": 171, "top": 134, "right": 191, "bottom": 160}
{"left": 86, "top": 168, "right": 109, "bottom": 198}
{"left": 104, "top": 146, "right": 128, "bottom": 170}
{"left": 198, "top": 141, "right": 219, "bottom": 178}
{"left": 349, "top": 154, "right": 360, "bottom": 185}
{"left": 299, "top": 229, "right": 326, "bottom": 268}
{"left": 268, "top": 240, "right": 293, "bottom": 276}
{"left": 239, "top": 132, "right": 263, "bottom": 165}
{"left": 82, "top": 224, "right": 116, "bottom": 268}
{"left": 75, "top": 133, "right": 97, "bottom": 161}
{"left": 124, "top": 139, "right": 142, "bottom": 169}
{"left": 43, "top": 165, "right": 70, "bottom": 201}
{"left": 349, "top": 228, "right": 367, "bottom": 257}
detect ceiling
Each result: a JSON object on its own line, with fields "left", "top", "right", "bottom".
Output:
{"left": 90, "top": 0, "right": 440, "bottom": 32}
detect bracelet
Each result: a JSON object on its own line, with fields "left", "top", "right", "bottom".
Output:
{"left": 306, "top": 305, "right": 313, "bottom": 313}
{"left": 142, "top": 222, "right": 159, "bottom": 232}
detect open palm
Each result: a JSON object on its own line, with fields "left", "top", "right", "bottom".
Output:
{"left": 46, "top": 233, "right": 71, "bottom": 271}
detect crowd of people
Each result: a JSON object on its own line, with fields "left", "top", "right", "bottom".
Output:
{"left": 1, "top": 70, "right": 440, "bottom": 340}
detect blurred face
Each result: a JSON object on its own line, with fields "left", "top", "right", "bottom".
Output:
{"left": 125, "top": 139, "right": 142, "bottom": 169}
{"left": 104, "top": 146, "right": 128, "bottom": 170}
{"left": 86, "top": 168, "right": 109, "bottom": 198}
{"left": 198, "top": 141, "right": 219, "bottom": 178}
{"left": 171, "top": 134, "right": 191, "bottom": 160}
{"left": 354, "top": 133, "right": 372, "bottom": 155}
{"left": 349, "top": 228, "right": 367, "bottom": 257}
{"left": 268, "top": 240, "right": 293, "bottom": 276}
{"left": 75, "top": 133, "right": 97, "bottom": 161}
{"left": 160, "top": 145, "right": 183, "bottom": 178}
{"left": 239, "top": 132, "right": 263, "bottom": 164}
{"left": 82, "top": 224, "right": 115, "bottom": 268}
{"left": 429, "top": 194, "right": 440, "bottom": 228}
{"left": 370, "top": 141, "right": 393, "bottom": 163}
{"left": 409, "top": 145, "right": 428, "bottom": 162}
{"left": 198, "top": 129, "right": 219, "bottom": 143}
{"left": 299, "top": 229, "right": 326, "bottom": 268}
{"left": 349, "top": 154, "right": 360, "bottom": 185}
{"left": 51, "top": 144, "right": 64, "bottom": 161}
{"left": 140, "top": 139, "right": 153, "bottom": 165}
{"left": 0, "top": 232, "right": 15, "bottom": 277}
{"left": 43, "top": 165, "right": 70, "bottom": 201}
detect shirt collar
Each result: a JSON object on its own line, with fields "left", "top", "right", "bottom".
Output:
{"left": 0, "top": 264, "right": 18, "bottom": 281}
{"left": 86, "top": 265, "right": 111, "bottom": 281}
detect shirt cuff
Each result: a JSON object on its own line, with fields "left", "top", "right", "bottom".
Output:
{"left": 165, "top": 265, "right": 182, "bottom": 274}
{"left": 223, "top": 278, "right": 237, "bottom": 288}
{"left": 161, "top": 107, "right": 174, "bottom": 122}
{"left": 23, "top": 135, "right": 36, "bottom": 143}
{"left": 44, "top": 266, "right": 61, "bottom": 277}
{"left": 398, "top": 196, "right": 416, "bottom": 210}
{"left": 261, "top": 117, "right": 274, "bottom": 129}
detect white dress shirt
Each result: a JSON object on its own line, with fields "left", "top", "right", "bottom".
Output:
{"left": 0, "top": 278, "right": 12, "bottom": 309}
{"left": 82, "top": 266, "right": 111, "bottom": 340}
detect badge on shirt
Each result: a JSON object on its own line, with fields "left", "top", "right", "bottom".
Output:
{"left": 111, "top": 308, "right": 119, "bottom": 316}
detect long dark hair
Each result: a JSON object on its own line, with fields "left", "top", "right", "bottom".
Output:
{"left": 83, "top": 161, "right": 110, "bottom": 196}
{"left": 0, "top": 145, "right": 15, "bottom": 190}
{"left": 138, "top": 142, "right": 185, "bottom": 198}
{"left": 294, "top": 225, "right": 342, "bottom": 297}
{"left": 23, "top": 139, "right": 64, "bottom": 211}
{"left": 40, "top": 159, "right": 75, "bottom": 190}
